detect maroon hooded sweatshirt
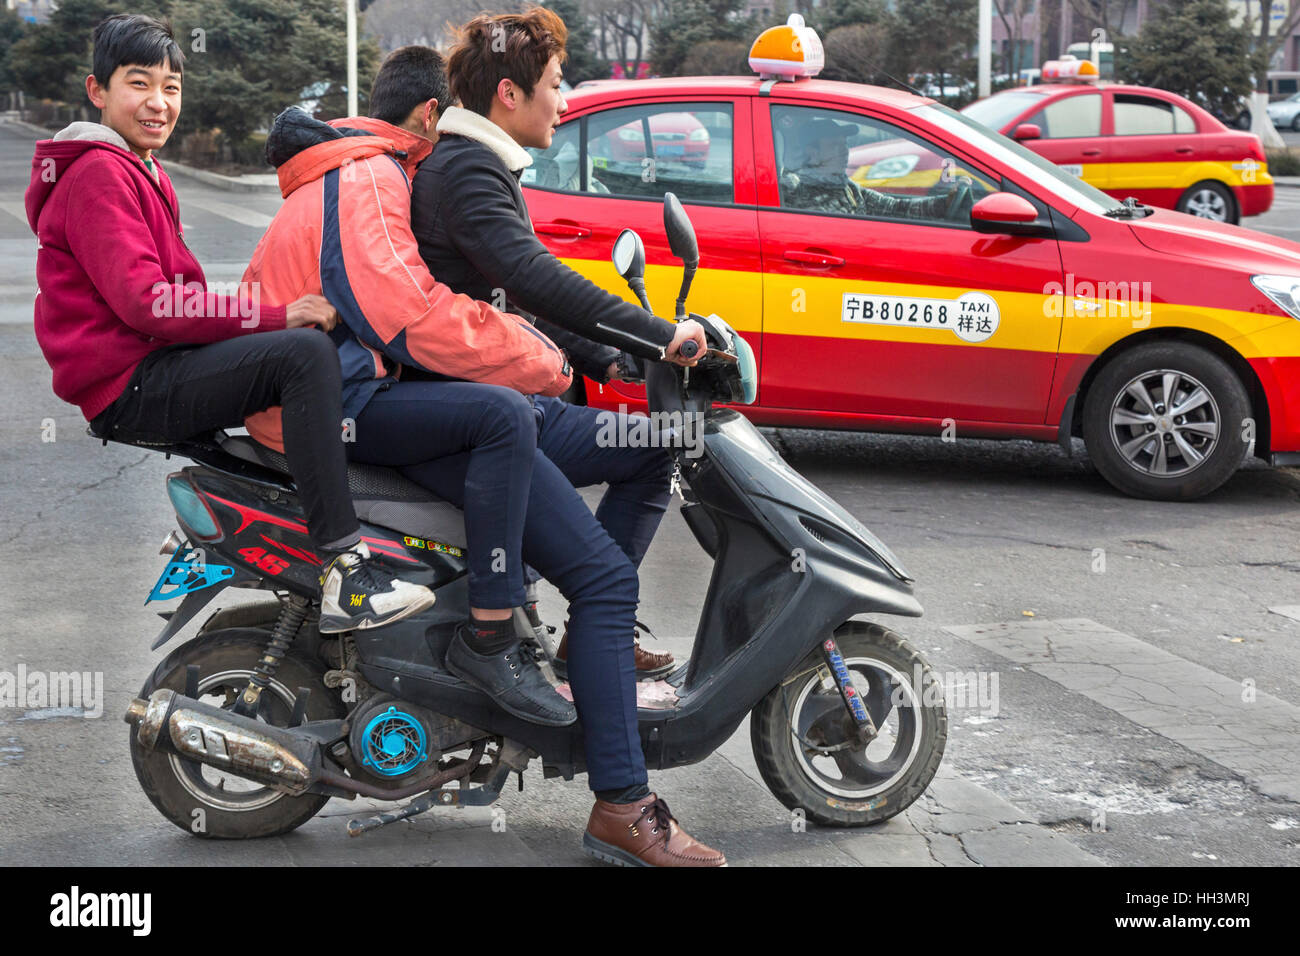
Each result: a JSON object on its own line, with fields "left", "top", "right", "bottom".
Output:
{"left": 25, "top": 122, "right": 288, "bottom": 422}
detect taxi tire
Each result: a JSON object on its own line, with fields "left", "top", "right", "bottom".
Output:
{"left": 1175, "top": 180, "right": 1237, "bottom": 224}
{"left": 1081, "top": 342, "right": 1250, "bottom": 501}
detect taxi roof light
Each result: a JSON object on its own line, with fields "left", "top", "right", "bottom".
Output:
{"left": 1041, "top": 56, "right": 1099, "bottom": 84}
{"left": 749, "top": 14, "right": 824, "bottom": 81}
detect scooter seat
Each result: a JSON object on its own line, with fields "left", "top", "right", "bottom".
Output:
{"left": 219, "top": 435, "right": 468, "bottom": 548}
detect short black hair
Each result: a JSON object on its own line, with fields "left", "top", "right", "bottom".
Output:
{"left": 369, "top": 46, "right": 449, "bottom": 125}
{"left": 92, "top": 13, "right": 185, "bottom": 88}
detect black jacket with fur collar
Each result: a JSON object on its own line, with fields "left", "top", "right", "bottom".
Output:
{"left": 411, "top": 107, "right": 676, "bottom": 381}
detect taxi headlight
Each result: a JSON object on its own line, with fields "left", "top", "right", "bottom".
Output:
{"left": 689, "top": 127, "right": 709, "bottom": 142}
{"left": 1251, "top": 274, "right": 1300, "bottom": 321}
{"left": 864, "top": 154, "right": 919, "bottom": 180}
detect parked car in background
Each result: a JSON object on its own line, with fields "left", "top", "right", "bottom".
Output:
{"left": 962, "top": 59, "right": 1273, "bottom": 223}
{"left": 1267, "top": 92, "right": 1300, "bottom": 131}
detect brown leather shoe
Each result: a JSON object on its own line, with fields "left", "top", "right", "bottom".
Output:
{"left": 583, "top": 793, "right": 726, "bottom": 867}
{"left": 555, "top": 628, "right": 675, "bottom": 680}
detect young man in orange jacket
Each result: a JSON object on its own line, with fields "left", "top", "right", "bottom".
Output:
{"left": 244, "top": 48, "right": 585, "bottom": 725}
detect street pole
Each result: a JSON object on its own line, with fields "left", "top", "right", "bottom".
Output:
{"left": 346, "top": 0, "right": 358, "bottom": 118}
{"left": 978, "top": 0, "right": 992, "bottom": 99}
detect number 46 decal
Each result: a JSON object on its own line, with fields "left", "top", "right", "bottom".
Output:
{"left": 238, "top": 546, "right": 289, "bottom": 576}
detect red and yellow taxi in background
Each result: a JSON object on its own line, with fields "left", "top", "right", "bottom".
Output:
{"left": 521, "top": 15, "right": 1300, "bottom": 500}
{"left": 961, "top": 57, "right": 1273, "bottom": 224}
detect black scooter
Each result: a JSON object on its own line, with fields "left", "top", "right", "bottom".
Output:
{"left": 123, "top": 195, "right": 946, "bottom": 840}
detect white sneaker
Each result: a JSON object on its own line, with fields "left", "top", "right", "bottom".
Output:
{"left": 318, "top": 542, "right": 435, "bottom": 633}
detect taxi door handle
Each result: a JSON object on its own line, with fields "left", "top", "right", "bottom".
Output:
{"left": 784, "top": 249, "right": 845, "bottom": 267}
{"left": 1174, "top": 146, "right": 1194, "bottom": 155}
{"left": 1081, "top": 148, "right": 1102, "bottom": 157}
{"left": 535, "top": 221, "right": 592, "bottom": 238}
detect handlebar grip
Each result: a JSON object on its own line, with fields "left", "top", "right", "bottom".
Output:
{"left": 679, "top": 339, "right": 700, "bottom": 359}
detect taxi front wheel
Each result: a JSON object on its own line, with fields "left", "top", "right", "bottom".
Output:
{"left": 1176, "top": 181, "right": 1238, "bottom": 224}
{"left": 1082, "top": 342, "right": 1251, "bottom": 501}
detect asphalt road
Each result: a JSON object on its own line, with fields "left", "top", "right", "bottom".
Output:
{"left": 2, "top": 120, "right": 1299, "bottom": 867}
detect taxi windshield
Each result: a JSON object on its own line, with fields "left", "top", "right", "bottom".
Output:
{"left": 917, "top": 103, "right": 1123, "bottom": 215}
{"left": 960, "top": 90, "right": 1046, "bottom": 131}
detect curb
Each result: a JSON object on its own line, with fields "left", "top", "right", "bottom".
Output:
{"left": 160, "top": 159, "right": 281, "bottom": 195}
{"left": 1, "top": 117, "right": 280, "bottom": 194}
{"left": 3, "top": 116, "right": 55, "bottom": 138}
{"left": 1273, "top": 176, "right": 1300, "bottom": 189}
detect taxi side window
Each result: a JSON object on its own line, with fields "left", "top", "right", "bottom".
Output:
{"left": 1025, "top": 92, "right": 1101, "bottom": 138}
{"left": 1113, "top": 94, "right": 1196, "bottom": 135}
{"left": 772, "top": 105, "right": 998, "bottom": 226}
{"left": 525, "top": 103, "right": 734, "bottom": 203}
{"left": 520, "top": 121, "right": 587, "bottom": 191}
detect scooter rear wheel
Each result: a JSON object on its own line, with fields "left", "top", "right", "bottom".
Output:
{"left": 129, "top": 628, "right": 345, "bottom": 839}
{"left": 750, "top": 621, "right": 947, "bottom": 827}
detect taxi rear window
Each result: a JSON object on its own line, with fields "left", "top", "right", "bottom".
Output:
{"left": 523, "top": 102, "right": 735, "bottom": 205}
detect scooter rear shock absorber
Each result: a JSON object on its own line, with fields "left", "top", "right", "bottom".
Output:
{"left": 233, "top": 593, "right": 310, "bottom": 718}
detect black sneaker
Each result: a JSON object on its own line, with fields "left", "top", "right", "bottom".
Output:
{"left": 445, "top": 625, "right": 577, "bottom": 727}
{"left": 318, "top": 543, "right": 436, "bottom": 633}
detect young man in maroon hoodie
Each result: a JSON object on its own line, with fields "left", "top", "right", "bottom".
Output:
{"left": 25, "top": 13, "right": 435, "bottom": 633}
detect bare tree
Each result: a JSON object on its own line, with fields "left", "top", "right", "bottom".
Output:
{"left": 1065, "top": 0, "right": 1137, "bottom": 40}
{"left": 993, "top": 0, "right": 1034, "bottom": 76}
{"left": 589, "top": 0, "right": 663, "bottom": 77}
{"left": 1245, "top": 0, "right": 1300, "bottom": 72}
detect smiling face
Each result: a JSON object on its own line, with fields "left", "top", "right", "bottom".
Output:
{"left": 86, "top": 62, "right": 181, "bottom": 161}
{"left": 497, "top": 55, "right": 566, "bottom": 149}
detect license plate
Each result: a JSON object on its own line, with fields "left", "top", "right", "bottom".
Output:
{"left": 656, "top": 144, "right": 685, "bottom": 156}
{"left": 842, "top": 291, "right": 1001, "bottom": 343}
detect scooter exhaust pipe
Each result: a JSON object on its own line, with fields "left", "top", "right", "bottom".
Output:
{"left": 125, "top": 688, "right": 321, "bottom": 795}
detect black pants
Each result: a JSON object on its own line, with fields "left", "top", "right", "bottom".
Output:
{"left": 92, "top": 330, "right": 361, "bottom": 550}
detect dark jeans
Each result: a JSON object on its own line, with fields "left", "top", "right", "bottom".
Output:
{"left": 392, "top": 394, "right": 674, "bottom": 791}
{"left": 91, "top": 329, "right": 361, "bottom": 550}
{"left": 531, "top": 395, "right": 673, "bottom": 569}
{"left": 347, "top": 381, "right": 537, "bottom": 609}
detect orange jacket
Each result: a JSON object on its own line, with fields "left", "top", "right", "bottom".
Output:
{"left": 244, "top": 113, "right": 570, "bottom": 450}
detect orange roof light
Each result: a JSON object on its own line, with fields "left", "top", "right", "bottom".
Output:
{"left": 1041, "top": 56, "right": 1099, "bottom": 83}
{"left": 749, "top": 14, "right": 824, "bottom": 81}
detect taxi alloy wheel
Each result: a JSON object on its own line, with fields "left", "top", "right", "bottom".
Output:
{"left": 1082, "top": 342, "right": 1250, "bottom": 501}
{"left": 1176, "top": 181, "right": 1237, "bottom": 224}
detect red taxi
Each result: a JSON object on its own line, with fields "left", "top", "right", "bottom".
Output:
{"left": 520, "top": 16, "right": 1300, "bottom": 500}
{"left": 961, "top": 58, "right": 1273, "bottom": 224}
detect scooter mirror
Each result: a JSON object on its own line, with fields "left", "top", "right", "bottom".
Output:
{"left": 611, "top": 229, "right": 646, "bottom": 280}
{"left": 663, "top": 193, "right": 699, "bottom": 266}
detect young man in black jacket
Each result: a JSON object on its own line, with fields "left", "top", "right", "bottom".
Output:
{"left": 410, "top": 9, "right": 724, "bottom": 866}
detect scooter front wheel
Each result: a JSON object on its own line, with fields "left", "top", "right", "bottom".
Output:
{"left": 751, "top": 621, "right": 947, "bottom": 827}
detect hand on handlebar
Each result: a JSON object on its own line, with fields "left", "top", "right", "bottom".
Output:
{"left": 666, "top": 319, "right": 707, "bottom": 366}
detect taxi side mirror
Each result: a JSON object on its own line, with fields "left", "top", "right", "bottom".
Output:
{"left": 1013, "top": 123, "right": 1042, "bottom": 142}
{"left": 970, "top": 192, "right": 1045, "bottom": 235}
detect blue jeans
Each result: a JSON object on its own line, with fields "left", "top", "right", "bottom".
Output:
{"left": 531, "top": 395, "right": 673, "bottom": 568}
{"left": 364, "top": 391, "right": 673, "bottom": 791}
